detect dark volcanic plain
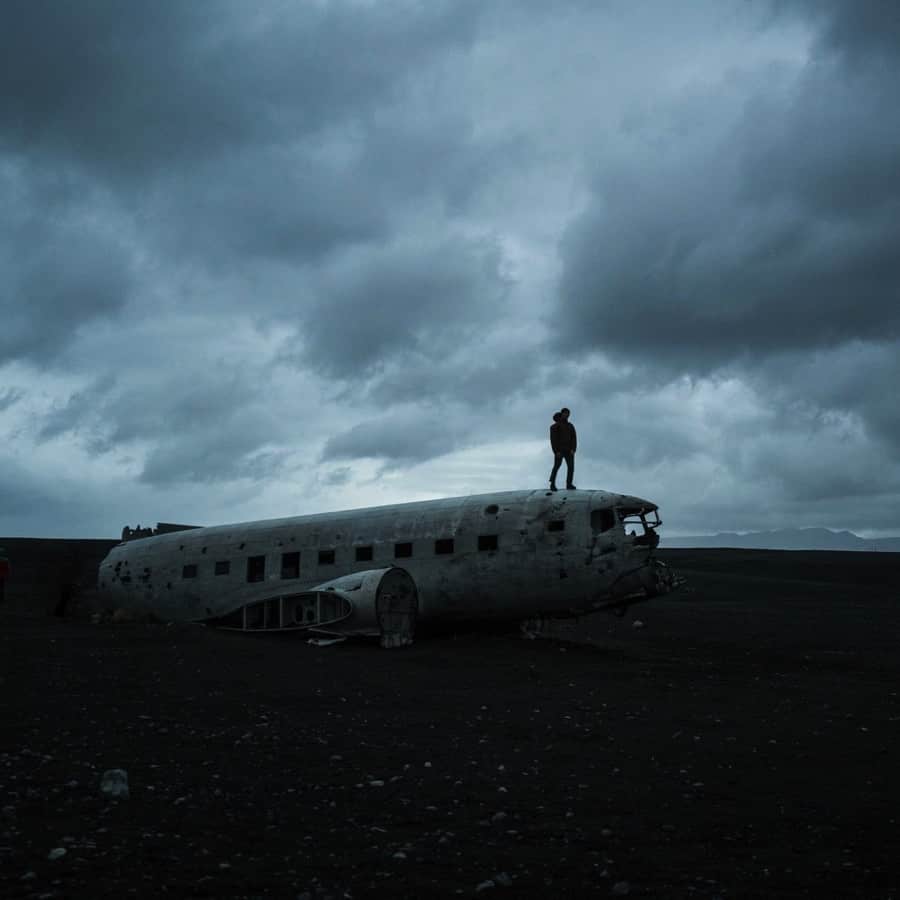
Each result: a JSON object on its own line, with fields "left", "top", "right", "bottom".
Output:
{"left": 2, "top": 549, "right": 900, "bottom": 898}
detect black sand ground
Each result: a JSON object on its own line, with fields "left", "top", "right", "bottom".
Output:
{"left": 2, "top": 549, "right": 900, "bottom": 898}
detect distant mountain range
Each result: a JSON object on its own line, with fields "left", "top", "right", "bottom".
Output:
{"left": 663, "top": 527, "right": 900, "bottom": 552}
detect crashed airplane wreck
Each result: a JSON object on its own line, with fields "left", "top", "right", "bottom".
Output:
{"left": 98, "top": 489, "right": 676, "bottom": 647}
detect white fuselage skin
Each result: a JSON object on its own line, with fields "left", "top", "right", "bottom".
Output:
{"left": 98, "top": 489, "right": 662, "bottom": 626}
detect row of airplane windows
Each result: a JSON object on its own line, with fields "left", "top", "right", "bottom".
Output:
{"left": 177, "top": 528, "right": 547, "bottom": 581}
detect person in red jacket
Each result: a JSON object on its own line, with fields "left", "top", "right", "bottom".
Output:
{"left": 549, "top": 407, "right": 577, "bottom": 491}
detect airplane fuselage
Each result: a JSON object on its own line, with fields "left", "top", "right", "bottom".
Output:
{"left": 98, "top": 489, "right": 670, "bottom": 635}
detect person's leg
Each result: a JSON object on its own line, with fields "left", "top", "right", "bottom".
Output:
{"left": 549, "top": 455, "right": 562, "bottom": 489}
{"left": 565, "top": 452, "right": 575, "bottom": 488}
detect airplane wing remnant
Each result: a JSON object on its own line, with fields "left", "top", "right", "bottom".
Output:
{"left": 211, "top": 567, "right": 417, "bottom": 648}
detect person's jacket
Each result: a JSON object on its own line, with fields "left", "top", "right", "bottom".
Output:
{"left": 550, "top": 421, "right": 577, "bottom": 453}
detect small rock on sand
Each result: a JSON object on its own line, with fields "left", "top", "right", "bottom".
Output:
{"left": 99, "top": 769, "right": 130, "bottom": 799}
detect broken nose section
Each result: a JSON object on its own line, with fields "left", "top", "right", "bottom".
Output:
{"left": 599, "top": 558, "right": 679, "bottom": 613}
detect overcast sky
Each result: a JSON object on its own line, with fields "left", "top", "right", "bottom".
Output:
{"left": 2, "top": 0, "right": 899, "bottom": 538}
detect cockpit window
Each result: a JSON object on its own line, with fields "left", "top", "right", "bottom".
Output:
{"left": 618, "top": 506, "right": 661, "bottom": 547}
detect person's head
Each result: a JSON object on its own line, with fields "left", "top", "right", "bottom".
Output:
{"left": 552, "top": 412, "right": 561, "bottom": 423}
{"left": 560, "top": 407, "right": 570, "bottom": 420}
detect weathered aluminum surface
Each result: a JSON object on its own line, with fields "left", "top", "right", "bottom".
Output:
{"left": 97, "top": 489, "right": 666, "bottom": 636}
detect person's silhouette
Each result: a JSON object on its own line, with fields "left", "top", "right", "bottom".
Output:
{"left": 549, "top": 407, "right": 576, "bottom": 490}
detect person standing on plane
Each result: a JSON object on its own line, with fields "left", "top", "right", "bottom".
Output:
{"left": 549, "top": 407, "right": 577, "bottom": 491}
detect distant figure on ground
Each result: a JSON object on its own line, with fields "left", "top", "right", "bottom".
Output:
{"left": 0, "top": 548, "right": 8, "bottom": 604}
{"left": 55, "top": 580, "right": 78, "bottom": 618}
{"left": 549, "top": 407, "right": 577, "bottom": 491}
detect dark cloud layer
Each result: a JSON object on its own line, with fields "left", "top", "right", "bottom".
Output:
{"left": 0, "top": 163, "right": 134, "bottom": 365}
{"left": 2, "top": 1, "right": 479, "bottom": 178}
{"left": 2, "top": 0, "right": 899, "bottom": 537}
{"left": 148, "top": 148, "right": 387, "bottom": 267}
{"left": 0, "top": 388, "right": 24, "bottom": 412}
{"left": 557, "top": 54, "right": 900, "bottom": 369}
{"left": 298, "top": 236, "right": 509, "bottom": 379}
{"left": 793, "top": 0, "right": 900, "bottom": 60}
{"left": 364, "top": 342, "right": 541, "bottom": 409}
{"left": 749, "top": 340, "right": 900, "bottom": 448}
{"left": 2, "top": 1, "right": 508, "bottom": 364}
{"left": 556, "top": 1, "right": 900, "bottom": 465}
{"left": 35, "top": 366, "right": 294, "bottom": 486}
{"left": 322, "top": 411, "right": 464, "bottom": 464}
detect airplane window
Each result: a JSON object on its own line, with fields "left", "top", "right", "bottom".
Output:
{"left": 182, "top": 564, "right": 198, "bottom": 579}
{"left": 318, "top": 549, "right": 336, "bottom": 565}
{"left": 591, "top": 510, "right": 616, "bottom": 533}
{"left": 280, "top": 551, "right": 300, "bottom": 579}
{"left": 214, "top": 560, "right": 230, "bottom": 576}
{"left": 547, "top": 520, "right": 565, "bottom": 532}
{"left": 355, "top": 546, "right": 374, "bottom": 562}
{"left": 246, "top": 555, "right": 265, "bottom": 583}
{"left": 394, "top": 542, "right": 413, "bottom": 558}
{"left": 435, "top": 538, "right": 454, "bottom": 555}
{"left": 478, "top": 534, "right": 499, "bottom": 551}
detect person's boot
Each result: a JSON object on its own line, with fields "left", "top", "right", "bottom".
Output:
{"left": 566, "top": 484, "right": 577, "bottom": 490}
{"left": 549, "top": 481, "right": 558, "bottom": 492}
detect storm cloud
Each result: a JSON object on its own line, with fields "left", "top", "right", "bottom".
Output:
{"left": 0, "top": 1, "right": 480, "bottom": 177}
{"left": 298, "top": 235, "right": 509, "bottom": 379}
{"left": 323, "top": 410, "right": 465, "bottom": 465}
{"left": 2, "top": 0, "right": 898, "bottom": 538}
{"left": 555, "top": 0, "right": 900, "bottom": 498}
{"left": 557, "top": 50, "right": 900, "bottom": 369}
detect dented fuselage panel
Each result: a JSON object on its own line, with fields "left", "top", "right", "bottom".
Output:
{"left": 97, "top": 489, "right": 672, "bottom": 639}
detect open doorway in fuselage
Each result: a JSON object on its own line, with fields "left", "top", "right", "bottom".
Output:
{"left": 376, "top": 567, "right": 418, "bottom": 648}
